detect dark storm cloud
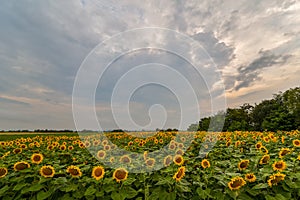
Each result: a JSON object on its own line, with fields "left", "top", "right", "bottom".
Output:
{"left": 234, "top": 50, "right": 292, "bottom": 91}
{"left": 192, "top": 31, "right": 235, "bottom": 68}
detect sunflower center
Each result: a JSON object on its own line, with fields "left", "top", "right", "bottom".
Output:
{"left": 16, "top": 163, "right": 28, "bottom": 170}
{"left": 115, "top": 169, "right": 126, "bottom": 180}
{"left": 34, "top": 155, "right": 41, "bottom": 161}
{"left": 70, "top": 169, "right": 79, "bottom": 175}
{"left": 43, "top": 167, "right": 53, "bottom": 175}
{"left": 175, "top": 157, "right": 182, "bottom": 163}
{"left": 231, "top": 179, "right": 243, "bottom": 188}
{"left": 0, "top": 168, "right": 7, "bottom": 176}
{"left": 275, "top": 163, "right": 283, "bottom": 169}
{"left": 94, "top": 168, "right": 103, "bottom": 177}
{"left": 240, "top": 162, "right": 248, "bottom": 168}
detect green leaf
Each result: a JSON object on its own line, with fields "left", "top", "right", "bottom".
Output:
{"left": 123, "top": 187, "right": 138, "bottom": 199}
{"left": 275, "top": 194, "right": 288, "bottom": 200}
{"left": 111, "top": 191, "right": 126, "bottom": 200}
{"left": 28, "top": 184, "right": 44, "bottom": 192}
{"left": 84, "top": 186, "right": 96, "bottom": 196}
{"left": 265, "top": 195, "right": 277, "bottom": 200}
{"left": 252, "top": 183, "right": 269, "bottom": 189}
{"left": 238, "top": 193, "right": 253, "bottom": 200}
{"left": 37, "top": 190, "right": 52, "bottom": 200}
{"left": 13, "top": 183, "right": 28, "bottom": 191}
{"left": 0, "top": 185, "right": 10, "bottom": 196}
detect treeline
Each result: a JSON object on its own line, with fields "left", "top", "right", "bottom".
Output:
{"left": 188, "top": 87, "right": 300, "bottom": 132}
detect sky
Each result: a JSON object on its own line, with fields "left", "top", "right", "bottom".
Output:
{"left": 0, "top": 0, "right": 299, "bottom": 131}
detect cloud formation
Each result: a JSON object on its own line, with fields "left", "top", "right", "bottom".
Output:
{"left": 0, "top": 0, "right": 299, "bottom": 130}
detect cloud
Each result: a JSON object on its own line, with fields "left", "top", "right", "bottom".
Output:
{"left": 0, "top": 0, "right": 299, "bottom": 129}
{"left": 234, "top": 50, "right": 292, "bottom": 91}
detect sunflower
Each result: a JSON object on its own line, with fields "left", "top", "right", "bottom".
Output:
{"left": 110, "top": 157, "right": 115, "bottom": 163}
{"left": 40, "top": 165, "right": 55, "bottom": 178}
{"left": 281, "top": 136, "right": 285, "bottom": 144}
{"left": 267, "top": 173, "right": 285, "bottom": 187}
{"left": 260, "top": 146, "right": 269, "bottom": 154}
{"left": 173, "top": 166, "right": 186, "bottom": 182}
{"left": 176, "top": 149, "right": 184, "bottom": 155}
{"left": 235, "top": 141, "right": 241, "bottom": 148}
{"left": 164, "top": 155, "right": 173, "bottom": 167}
{"left": 293, "top": 139, "right": 300, "bottom": 147}
{"left": 68, "top": 146, "right": 74, "bottom": 150}
{"left": 245, "top": 173, "right": 256, "bottom": 183}
{"left": 173, "top": 155, "right": 184, "bottom": 166}
{"left": 104, "top": 145, "right": 111, "bottom": 151}
{"left": 226, "top": 141, "right": 231, "bottom": 147}
{"left": 120, "top": 155, "right": 131, "bottom": 164}
{"left": 14, "top": 161, "right": 30, "bottom": 171}
{"left": 238, "top": 160, "right": 249, "bottom": 170}
{"left": 272, "top": 160, "right": 286, "bottom": 171}
{"left": 169, "top": 143, "right": 176, "bottom": 150}
{"left": 143, "top": 151, "right": 148, "bottom": 161}
{"left": 97, "top": 150, "right": 106, "bottom": 159}
{"left": 201, "top": 159, "right": 211, "bottom": 169}
{"left": 67, "top": 165, "right": 82, "bottom": 178}
{"left": 255, "top": 142, "right": 262, "bottom": 149}
{"left": 228, "top": 177, "right": 246, "bottom": 190}
{"left": 0, "top": 167, "right": 8, "bottom": 178}
{"left": 92, "top": 166, "right": 105, "bottom": 180}
{"left": 13, "top": 148, "right": 22, "bottom": 154}
{"left": 145, "top": 158, "right": 155, "bottom": 168}
{"left": 60, "top": 145, "right": 66, "bottom": 151}
{"left": 31, "top": 153, "right": 43, "bottom": 164}
{"left": 47, "top": 145, "right": 54, "bottom": 150}
{"left": 263, "top": 137, "right": 270, "bottom": 143}
{"left": 259, "top": 154, "right": 270, "bottom": 165}
{"left": 279, "top": 148, "right": 291, "bottom": 159}
{"left": 113, "top": 168, "right": 128, "bottom": 183}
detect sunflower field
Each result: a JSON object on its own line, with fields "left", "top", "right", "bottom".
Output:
{"left": 1, "top": 130, "right": 300, "bottom": 200}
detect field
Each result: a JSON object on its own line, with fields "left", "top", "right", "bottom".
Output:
{"left": 1, "top": 131, "right": 300, "bottom": 200}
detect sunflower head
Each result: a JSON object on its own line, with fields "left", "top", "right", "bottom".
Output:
{"left": 173, "top": 166, "right": 186, "bottom": 182}
{"left": 255, "top": 142, "right": 262, "bottom": 149}
{"left": 267, "top": 173, "right": 285, "bottom": 187}
{"left": 145, "top": 158, "right": 156, "bottom": 168}
{"left": 228, "top": 177, "right": 246, "bottom": 190}
{"left": 67, "top": 165, "right": 82, "bottom": 178}
{"left": 260, "top": 146, "right": 269, "bottom": 154}
{"left": 173, "top": 155, "right": 184, "bottom": 166}
{"left": 97, "top": 150, "right": 106, "bottom": 159}
{"left": 259, "top": 154, "right": 270, "bottom": 165}
{"left": 201, "top": 159, "right": 211, "bottom": 169}
{"left": 293, "top": 139, "right": 300, "bottom": 147}
{"left": 14, "top": 161, "right": 30, "bottom": 171}
{"left": 238, "top": 160, "right": 249, "bottom": 170}
{"left": 164, "top": 155, "right": 173, "bottom": 167}
{"left": 113, "top": 168, "right": 128, "bottom": 183}
{"left": 92, "top": 166, "right": 105, "bottom": 180}
{"left": 40, "top": 165, "right": 55, "bottom": 178}
{"left": 279, "top": 148, "right": 291, "bottom": 158}
{"left": 68, "top": 146, "right": 74, "bottom": 150}
{"left": 175, "top": 149, "right": 184, "bottom": 156}
{"left": 60, "top": 145, "right": 66, "bottom": 151}
{"left": 13, "top": 148, "right": 22, "bottom": 154}
{"left": 120, "top": 155, "right": 131, "bottom": 164}
{"left": 31, "top": 153, "right": 43, "bottom": 164}
{"left": 281, "top": 136, "right": 285, "bottom": 144}
{"left": 0, "top": 167, "right": 8, "bottom": 178}
{"left": 245, "top": 173, "right": 256, "bottom": 183}
{"left": 272, "top": 160, "right": 287, "bottom": 171}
